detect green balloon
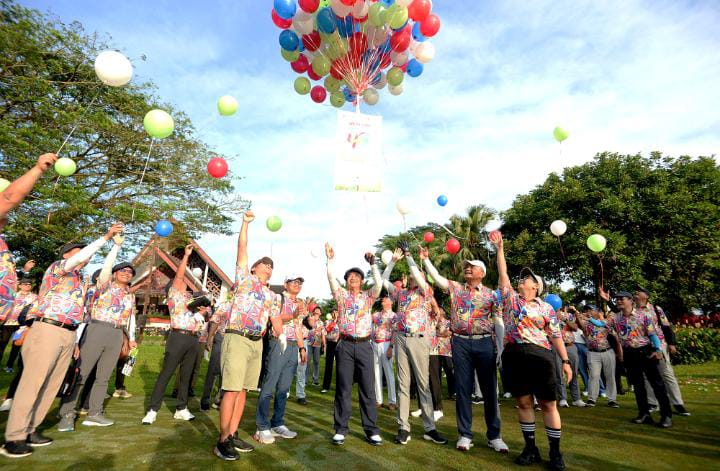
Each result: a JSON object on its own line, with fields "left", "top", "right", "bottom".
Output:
{"left": 586, "top": 234, "right": 607, "bottom": 253}
{"left": 325, "top": 76, "right": 341, "bottom": 92}
{"left": 553, "top": 126, "right": 569, "bottom": 143}
{"left": 54, "top": 157, "right": 77, "bottom": 176}
{"left": 281, "top": 48, "right": 300, "bottom": 62}
{"left": 217, "top": 95, "right": 238, "bottom": 116}
{"left": 319, "top": 0, "right": 329, "bottom": 7}
{"left": 266, "top": 215, "right": 282, "bottom": 232}
{"left": 368, "top": 3, "right": 385, "bottom": 27}
{"left": 387, "top": 67, "right": 404, "bottom": 86}
{"left": 143, "top": 109, "right": 174, "bottom": 139}
{"left": 312, "top": 56, "right": 331, "bottom": 77}
{"left": 330, "top": 91, "right": 346, "bottom": 108}
{"left": 294, "top": 77, "right": 311, "bottom": 95}
{"left": 386, "top": 4, "right": 409, "bottom": 29}
{"left": 0, "top": 178, "right": 10, "bottom": 193}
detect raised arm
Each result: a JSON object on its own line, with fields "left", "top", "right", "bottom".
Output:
{"left": 172, "top": 244, "right": 193, "bottom": 292}
{"left": 64, "top": 223, "right": 124, "bottom": 272}
{"left": 381, "top": 248, "right": 401, "bottom": 295}
{"left": 325, "top": 242, "right": 340, "bottom": 296}
{"left": 0, "top": 153, "right": 57, "bottom": 219}
{"left": 490, "top": 232, "right": 511, "bottom": 292}
{"left": 420, "top": 247, "right": 450, "bottom": 292}
{"left": 236, "top": 211, "right": 254, "bottom": 271}
{"left": 366, "top": 252, "right": 382, "bottom": 298}
{"left": 97, "top": 234, "right": 124, "bottom": 288}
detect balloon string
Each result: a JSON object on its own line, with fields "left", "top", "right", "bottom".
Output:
{"left": 557, "top": 236, "right": 568, "bottom": 264}
{"left": 130, "top": 139, "right": 155, "bottom": 222}
{"left": 598, "top": 254, "right": 605, "bottom": 291}
{"left": 56, "top": 90, "right": 101, "bottom": 155}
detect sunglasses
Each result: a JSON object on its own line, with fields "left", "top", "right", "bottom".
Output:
{"left": 287, "top": 279, "right": 304, "bottom": 285}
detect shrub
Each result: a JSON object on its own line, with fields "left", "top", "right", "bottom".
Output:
{"left": 673, "top": 327, "right": 720, "bottom": 365}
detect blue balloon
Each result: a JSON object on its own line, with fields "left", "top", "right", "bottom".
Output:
{"left": 337, "top": 15, "right": 354, "bottom": 37}
{"left": 412, "top": 22, "right": 427, "bottom": 42}
{"left": 544, "top": 294, "right": 563, "bottom": 311}
{"left": 279, "top": 30, "right": 299, "bottom": 51}
{"left": 406, "top": 59, "right": 424, "bottom": 78}
{"left": 437, "top": 194, "right": 448, "bottom": 206}
{"left": 342, "top": 87, "right": 357, "bottom": 102}
{"left": 155, "top": 219, "right": 173, "bottom": 238}
{"left": 317, "top": 7, "right": 337, "bottom": 34}
{"left": 380, "top": 0, "right": 394, "bottom": 6}
{"left": 273, "top": 0, "right": 296, "bottom": 20}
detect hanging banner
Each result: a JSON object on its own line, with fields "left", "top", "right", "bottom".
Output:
{"left": 333, "top": 111, "right": 383, "bottom": 192}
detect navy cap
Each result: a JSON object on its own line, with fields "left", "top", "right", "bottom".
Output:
{"left": 112, "top": 262, "right": 136, "bottom": 276}
{"left": 58, "top": 242, "right": 86, "bottom": 257}
{"left": 613, "top": 291, "right": 633, "bottom": 300}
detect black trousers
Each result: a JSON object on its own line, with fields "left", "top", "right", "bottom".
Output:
{"left": 115, "top": 357, "right": 126, "bottom": 390}
{"left": 429, "top": 355, "right": 456, "bottom": 411}
{"left": 0, "top": 325, "right": 21, "bottom": 368}
{"left": 624, "top": 347, "right": 672, "bottom": 418}
{"left": 6, "top": 356, "right": 23, "bottom": 398}
{"left": 334, "top": 340, "right": 379, "bottom": 436}
{"left": 322, "top": 340, "right": 338, "bottom": 390}
{"left": 149, "top": 331, "right": 199, "bottom": 411}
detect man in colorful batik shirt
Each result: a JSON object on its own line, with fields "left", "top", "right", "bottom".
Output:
{"left": 554, "top": 308, "right": 584, "bottom": 408}
{"left": 383, "top": 246, "right": 446, "bottom": 446}
{"left": 325, "top": 242, "right": 383, "bottom": 446}
{"left": 576, "top": 304, "right": 618, "bottom": 407}
{"left": 371, "top": 296, "right": 397, "bottom": 410}
{"left": 634, "top": 287, "right": 690, "bottom": 416}
{"left": 143, "top": 244, "right": 210, "bottom": 425}
{"left": 58, "top": 232, "right": 136, "bottom": 430}
{"left": 254, "top": 274, "right": 308, "bottom": 444}
{"left": 321, "top": 310, "right": 340, "bottom": 393}
{"left": 422, "top": 246, "right": 507, "bottom": 453}
{"left": 428, "top": 306, "right": 454, "bottom": 421}
{"left": 201, "top": 299, "right": 231, "bottom": 410}
{"left": 214, "top": 211, "right": 283, "bottom": 461}
{"left": 1, "top": 276, "right": 36, "bottom": 374}
{"left": 2, "top": 222, "right": 123, "bottom": 458}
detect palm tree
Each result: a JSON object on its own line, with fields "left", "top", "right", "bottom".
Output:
{"left": 432, "top": 205, "right": 496, "bottom": 278}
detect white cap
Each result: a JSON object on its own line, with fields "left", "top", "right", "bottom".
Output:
{"left": 464, "top": 260, "right": 487, "bottom": 272}
{"left": 284, "top": 274, "right": 305, "bottom": 283}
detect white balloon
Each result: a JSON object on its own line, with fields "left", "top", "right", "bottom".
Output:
{"left": 408, "top": 39, "right": 421, "bottom": 54}
{"left": 370, "top": 25, "right": 390, "bottom": 46}
{"left": 191, "top": 267, "right": 203, "bottom": 278}
{"left": 390, "top": 50, "right": 409, "bottom": 66}
{"left": 94, "top": 50, "right": 133, "bottom": 87}
{"left": 363, "top": 88, "right": 379, "bottom": 105}
{"left": 373, "top": 72, "right": 387, "bottom": 89}
{"left": 352, "top": 0, "right": 370, "bottom": 18}
{"left": 550, "top": 220, "right": 567, "bottom": 237}
{"left": 414, "top": 42, "right": 436, "bottom": 64}
{"left": 396, "top": 198, "right": 411, "bottom": 215}
{"left": 395, "top": 0, "right": 413, "bottom": 6}
{"left": 388, "top": 83, "right": 404, "bottom": 96}
{"left": 303, "top": 50, "right": 316, "bottom": 61}
{"left": 294, "top": 17, "right": 315, "bottom": 35}
{"left": 485, "top": 219, "right": 502, "bottom": 232}
{"left": 381, "top": 250, "right": 394, "bottom": 265}
{"left": 330, "top": 0, "right": 352, "bottom": 17}
{"left": 310, "top": 247, "right": 320, "bottom": 258}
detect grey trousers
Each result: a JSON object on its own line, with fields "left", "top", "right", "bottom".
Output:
{"left": 396, "top": 334, "right": 435, "bottom": 432}
{"left": 646, "top": 344, "right": 684, "bottom": 406}
{"left": 588, "top": 349, "right": 616, "bottom": 401}
{"left": 59, "top": 322, "right": 123, "bottom": 417}
{"left": 555, "top": 344, "right": 580, "bottom": 402}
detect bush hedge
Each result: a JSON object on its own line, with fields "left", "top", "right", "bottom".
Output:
{"left": 673, "top": 327, "right": 720, "bottom": 365}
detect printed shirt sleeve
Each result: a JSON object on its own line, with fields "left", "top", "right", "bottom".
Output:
{"left": 544, "top": 305, "right": 562, "bottom": 339}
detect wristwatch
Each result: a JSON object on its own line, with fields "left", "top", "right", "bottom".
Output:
{"left": 299, "top": 347, "right": 306, "bottom": 352}
{"left": 561, "top": 359, "right": 570, "bottom": 365}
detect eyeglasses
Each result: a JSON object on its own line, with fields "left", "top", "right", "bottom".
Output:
{"left": 118, "top": 268, "right": 134, "bottom": 274}
{"left": 287, "top": 279, "right": 304, "bottom": 285}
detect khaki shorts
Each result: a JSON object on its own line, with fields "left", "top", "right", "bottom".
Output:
{"left": 221, "top": 333, "right": 263, "bottom": 391}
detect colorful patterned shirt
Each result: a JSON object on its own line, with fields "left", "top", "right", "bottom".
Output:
{"left": 210, "top": 302, "right": 231, "bottom": 336}
{"left": 34, "top": 260, "right": 86, "bottom": 325}
{"left": 334, "top": 287, "right": 375, "bottom": 338}
{"left": 325, "top": 319, "right": 340, "bottom": 342}
{"left": 5, "top": 292, "right": 37, "bottom": 326}
{"left": 227, "top": 266, "right": 280, "bottom": 336}
{"left": 392, "top": 286, "right": 432, "bottom": 334}
{"left": 309, "top": 320, "right": 325, "bottom": 347}
{"left": 582, "top": 318, "right": 612, "bottom": 351}
{"left": 557, "top": 310, "right": 576, "bottom": 344}
{"left": 167, "top": 287, "right": 204, "bottom": 333}
{"left": 447, "top": 281, "right": 497, "bottom": 335}
{"left": 274, "top": 293, "right": 301, "bottom": 342}
{"left": 607, "top": 309, "right": 657, "bottom": 349}
{"left": 500, "top": 287, "right": 561, "bottom": 350}
{"left": 435, "top": 317, "right": 452, "bottom": 357}
{"left": 372, "top": 309, "right": 396, "bottom": 342}
{"left": 91, "top": 281, "right": 135, "bottom": 328}
{"left": 636, "top": 303, "right": 669, "bottom": 346}
{"left": 0, "top": 237, "right": 17, "bottom": 323}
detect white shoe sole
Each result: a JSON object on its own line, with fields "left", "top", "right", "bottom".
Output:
{"left": 270, "top": 432, "right": 297, "bottom": 439}
{"left": 488, "top": 443, "right": 509, "bottom": 454}
{"left": 0, "top": 448, "right": 32, "bottom": 458}
{"left": 254, "top": 434, "right": 275, "bottom": 444}
{"left": 213, "top": 447, "right": 238, "bottom": 461}
{"left": 82, "top": 420, "right": 114, "bottom": 427}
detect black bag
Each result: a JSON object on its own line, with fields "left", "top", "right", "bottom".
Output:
{"left": 57, "top": 358, "right": 80, "bottom": 398}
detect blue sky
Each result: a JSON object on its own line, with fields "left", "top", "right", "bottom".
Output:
{"left": 24, "top": 0, "right": 720, "bottom": 298}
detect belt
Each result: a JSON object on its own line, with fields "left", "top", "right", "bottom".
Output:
{"left": 171, "top": 328, "right": 200, "bottom": 338}
{"left": 226, "top": 329, "right": 262, "bottom": 341}
{"left": 565, "top": 342, "right": 575, "bottom": 346}
{"left": 90, "top": 319, "right": 123, "bottom": 329}
{"left": 340, "top": 334, "right": 370, "bottom": 343}
{"left": 590, "top": 348, "right": 611, "bottom": 353}
{"left": 39, "top": 317, "right": 78, "bottom": 331}
{"left": 399, "top": 332, "right": 425, "bottom": 338}
{"left": 453, "top": 332, "right": 492, "bottom": 339}
{"left": 374, "top": 339, "right": 393, "bottom": 343}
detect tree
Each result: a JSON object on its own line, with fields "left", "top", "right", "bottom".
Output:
{"left": 0, "top": 1, "right": 246, "bottom": 274}
{"left": 500, "top": 152, "right": 720, "bottom": 316}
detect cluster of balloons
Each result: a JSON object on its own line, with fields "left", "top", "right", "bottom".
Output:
{"left": 273, "top": 0, "right": 441, "bottom": 108}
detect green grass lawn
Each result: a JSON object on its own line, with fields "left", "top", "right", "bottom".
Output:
{"left": 1, "top": 337, "right": 718, "bottom": 470}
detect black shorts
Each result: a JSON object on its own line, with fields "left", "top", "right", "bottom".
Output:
{"left": 502, "top": 343, "right": 557, "bottom": 401}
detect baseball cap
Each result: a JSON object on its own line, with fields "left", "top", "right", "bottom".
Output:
{"left": 464, "top": 260, "right": 487, "bottom": 272}
{"left": 112, "top": 262, "right": 136, "bottom": 276}
{"left": 635, "top": 286, "right": 650, "bottom": 296}
{"left": 58, "top": 242, "right": 86, "bottom": 257}
{"left": 344, "top": 267, "right": 365, "bottom": 280}
{"left": 284, "top": 274, "right": 305, "bottom": 283}
{"left": 582, "top": 304, "right": 598, "bottom": 312}
{"left": 613, "top": 291, "right": 633, "bottom": 300}
{"left": 519, "top": 267, "right": 544, "bottom": 296}
{"left": 251, "top": 256, "right": 274, "bottom": 270}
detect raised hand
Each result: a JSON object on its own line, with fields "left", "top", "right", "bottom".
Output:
{"left": 489, "top": 230, "right": 503, "bottom": 249}
{"left": 418, "top": 247, "right": 429, "bottom": 260}
{"left": 364, "top": 252, "right": 376, "bottom": 265}
{"left": 105, "top": 222, "right": 124, "bottom": 240}
{"left": 243, "top": 210, "right": 255, "bottom": 223}
{"left": 325, "top": 242, "right": 334, "bottom": 260}
{"left": 391, "top": 247, "right": 403, "bottom": 262}
{"left": 35, "top": 153, "right": 58, "bottom": 172}
{"left": 598, "top": 287, "right": 610, "bottom": 302}
{"left": 22, "top": 260, "right": 36, "bottom": 272}
{"left": 184, "top": 244, "right": 194, "bottom": 256}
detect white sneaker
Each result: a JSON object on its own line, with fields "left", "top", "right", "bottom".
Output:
{"left": 503, "top": 392, "right": 512, "bottom": 399}
{"left": 367, "top": 434, "right": 382, "bottom": 446}
{"left": 270, "top": 425, "right": 297, "bottom": 439}
{"left": 411, "top": 409, "right": 422, "bottom": 417}
{"left": 254, "top": 429, "right": 276, "bottom": 444}
{"left": 332, "top": 433, "right": 345, "bottom": 445}
{"left": 572, "top": 400, "right": 586, "bottom": 407}
{"left": 173, "top": 408, "right": 195, "bottom": 421}
{"left": 0, "top": 398, "right": 12, "bottom": 412}
{"left": 142, "top": 410, "right": 157, "bottom": 425}
{"left": 582, "top": 391, "right": 589, "bottom": 397}
{"left": 456, "top": 436, "right": 474, "bottom": 451}
{"left": 600, "top": 392, "right": 607, "bottom": 398}
{"left": 433, "top": 410, "right": 443, "bottom": 422}
{"left": 487, "top": 438, "right": 509, "bottom": 454}
{"left": 558, "top": 400, "right": 569, "bottom": 408}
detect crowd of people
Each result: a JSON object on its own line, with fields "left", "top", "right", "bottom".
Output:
{"left": 0, "top": 155, "right": 690, "bottom": 469}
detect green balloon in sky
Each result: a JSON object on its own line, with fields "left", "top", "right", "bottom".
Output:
{"left": 217, "top": 95, "right": 238, "bottom": 116}
{"left": 294, "top": 77, "right": 311, "bottom": 95}
{"left": 266, "top": 215, "right": 282, "bottom": 232}
{"left": 281, "top": 48, "right": 300, "bottom": 62}
{"left": 330, "top": 91, "right": 346, "bottom": 108}
{"left": 368, "top": 3, "right": 385, "bottom": 27}
{"left": 143, "top": 109, "right": 174, "bottom": 139}
{"left": 325, "top": 76, "right": 341, "bottom": 93}
{"left": 387, "top": 67, "right": 404, "bottom": 86}
{"left": 312, "top": 56, "right": 331, "bottom": 77}
{"left": 386, "top": 4, "right": 408, "bottom": 29}
{"left": 553, "top": 126, "right": 569, "bottom": 143}
{"left": 586, "top": 234, "right": 607, "bottom": 253}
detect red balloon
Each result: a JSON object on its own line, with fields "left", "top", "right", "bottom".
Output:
{"left": 353, "top": 13, "right": 368, "bottom": 22}
{"left": 271, "top": 9, "right": 292, "bottom": 29}
{"left": 330, "top": 60, "right": 346, "bottom": 80}
{"left": 291, "top": 55, "right": 309, "bottom": 73}
{"left": 400, "top": 62, "right": 408, "bottom": 72}
{"left": 379, "top": 53, "right": 392, "bottom": 68}
{"left": 298, "top": 0, "right": 320, "bottom": 13}
{"left": 349, "top": 32, "right": 368, "bottom": 55}
{"left": 420, "top": 14, "right": 441, "bottom": 37}
{"left": 423, "top": 232, "right": 435, "bottom": 243}
{"left": 390, "top": 31, "right": 411, "bottom": 52}
{"left": 302, "top": 31, "right": 321, "bottom": 51}
{"left": 408, "top": 0, "right": 432, "bottom": 22}
{"left": 207, "top": 157, "right": 228, "bottom": 179}
{"left": 445, "top": 238, "right": 460, "bottom": 255}
{"left": 340, "top": 0, "right": 357, "bottom": 5}
{"left": 307, "top": 67, "right": 321, "bottom": 81}
{"left": 310, "top": 85, "right": 327, "bottom": 103}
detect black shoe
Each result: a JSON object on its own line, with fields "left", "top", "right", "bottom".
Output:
{"left": 214, "top": 438, "right": 239, "bottom": 461}
{"left": 171, "top": 389, "right": 178, "bottom": 398}
{"left": 607, "top": 401, "right": 619, "bottom": 408}
{"left": 674, "top": 405, "right": 691, "bottom": 416}
{"left": 297, "top": 397, "right": 307, "bottom": 405}
{"left": 631, "top": 414, "right": 654, "bottom": 425}
{"left": 449, "top": 393, "right": 457, "bottom": 401}
{"left": 0, "top": 440, "right": 33, "bottom": 458}
{"left": 188, "top": 389, "right": 196, "bottom": 397}
{"left": 423, "top": 429, "right": 448, "bottom": 445}
{"left": 27, "top": 432, "right": 53, "bottom": 447}
{"left": 231, "top": 433, "right": 255, "bottom": 453}
{"left": 471, "top": 395, "right": 483, "bottom": 405}
{"left": 200, "top": 400, "right": 211, "bottom": 411}
{"left": 515, "top": 446, "right": 542, "bottom": 465}
{"left": 549, "top": 451, "right": 566, "bottom": 471}
{"left": 657, "top": 416, "right": 673, "bottom": 428}
{"left": 395, "top": 429, "right": 411, "bottom": 445}
{"left": 585, "top": 399, "right": 596, "bottom": 407}
{"left": 313, "top": 381, "right": 319, "bottom": 386}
